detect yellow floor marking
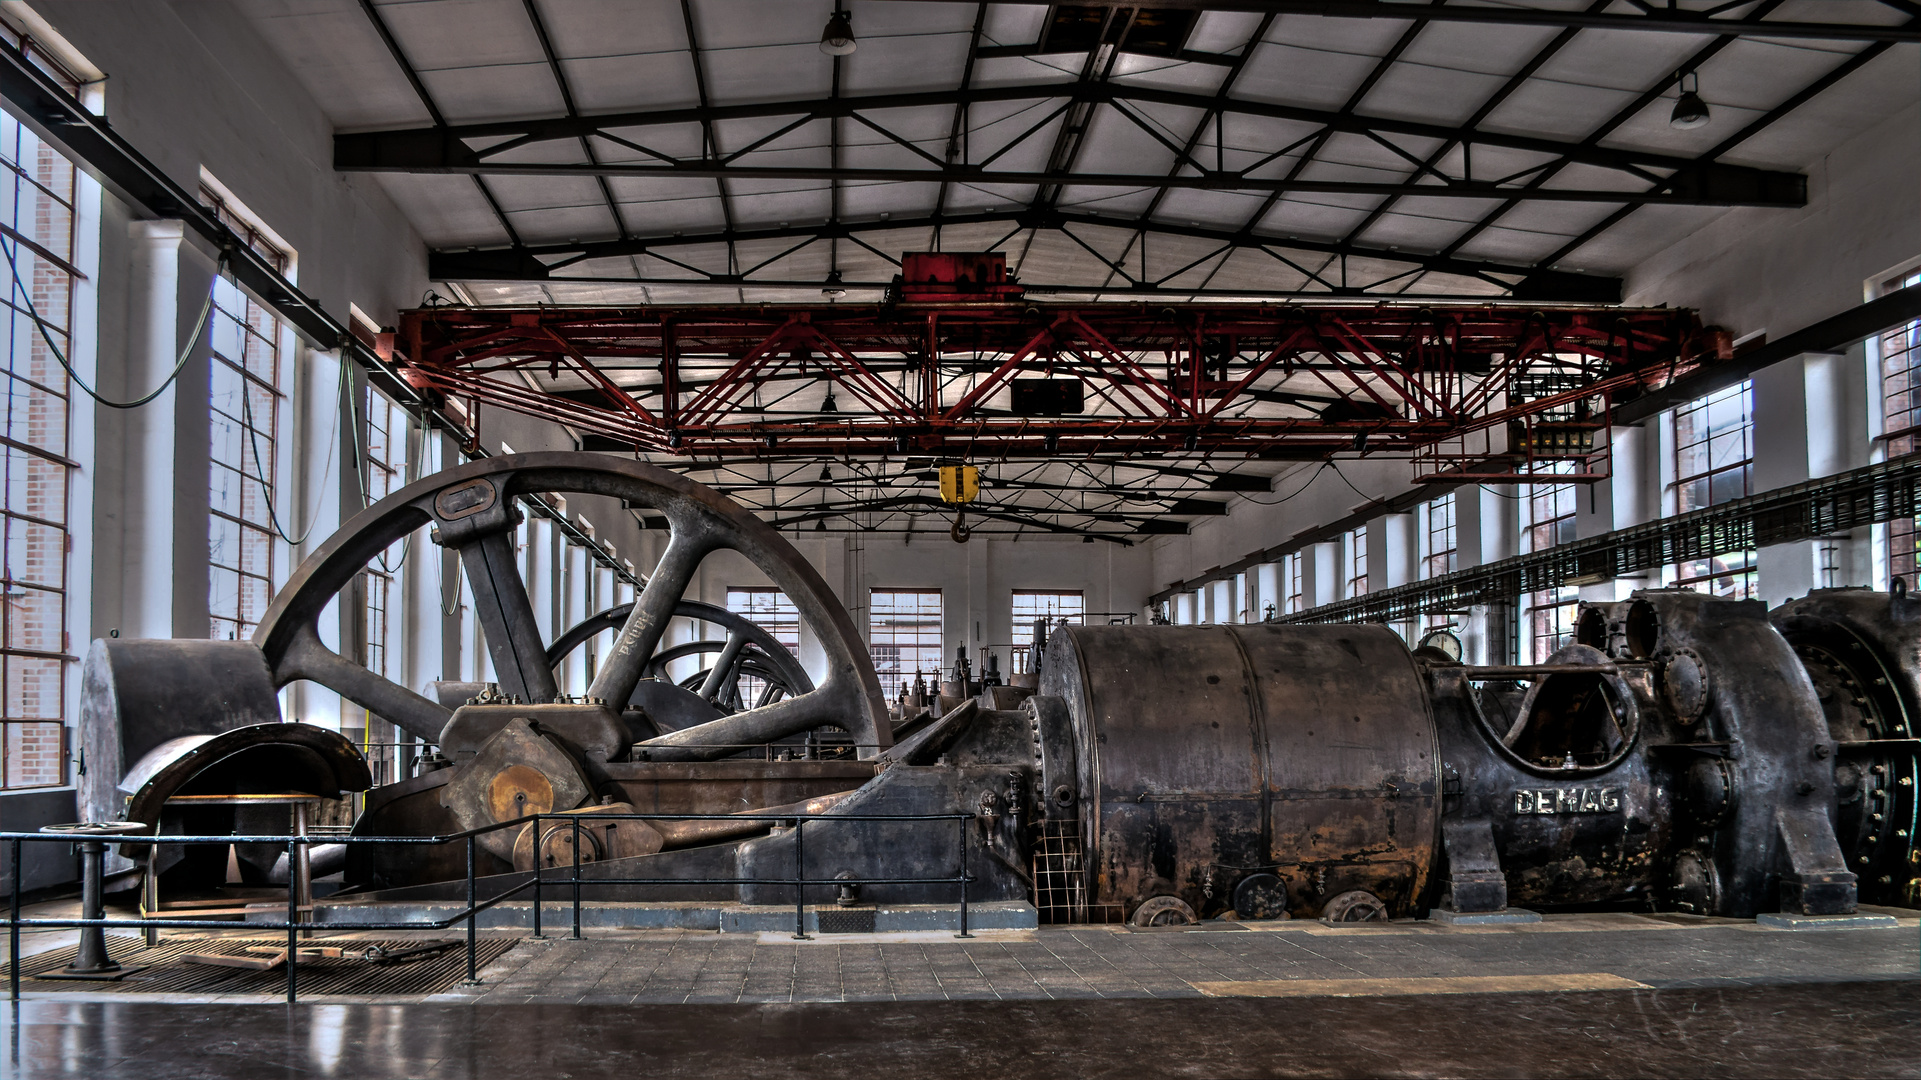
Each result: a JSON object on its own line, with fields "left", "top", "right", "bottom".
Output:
{"left": 1193, "top": 973, "right": 1650, "bottom": 998}
{"left": 756, "top": 929, "right": 1035, "bottom": 945}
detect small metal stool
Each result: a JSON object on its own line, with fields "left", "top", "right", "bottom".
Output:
{"left": 36, "top": 822, "right": 149, "bottom": 980}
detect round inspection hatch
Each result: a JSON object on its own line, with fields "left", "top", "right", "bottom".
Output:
{"left": 1664, "top": 648, "right": 1709, "bottom": 721}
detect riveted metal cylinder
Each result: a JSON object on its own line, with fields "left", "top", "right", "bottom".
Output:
{"left": 1038, "top": 623, "right": 1440, "bottom": 922}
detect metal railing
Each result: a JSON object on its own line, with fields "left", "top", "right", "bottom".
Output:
{"left": 1280, "top": 452, "right": 1921, "bottom": 625}
{"left": 3, "top": 809, "right": 974, "bottom": 1004}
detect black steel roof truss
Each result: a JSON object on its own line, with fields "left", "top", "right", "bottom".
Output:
{"left": 871, "top": 0, "right": 1921, "bottom": 43}
{"left": 336, "top": 83, "right": 1806, "bottom": 209}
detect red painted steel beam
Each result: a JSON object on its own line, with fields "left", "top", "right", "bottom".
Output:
{"left": 398, "top": 300, "right": 1723, "bottom": 459}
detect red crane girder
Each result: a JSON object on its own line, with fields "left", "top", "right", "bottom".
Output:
{"left": 395, "top": 301, "right": 1725, "bottom": 459}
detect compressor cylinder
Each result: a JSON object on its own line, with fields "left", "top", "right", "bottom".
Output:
{"left": 1036, "top": 590, "right": 1871, "bottom": 924}
{"left": 1037, "top": 622, "right": 1441, "bottom": 922}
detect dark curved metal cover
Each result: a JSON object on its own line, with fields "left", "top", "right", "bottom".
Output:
{"left": 79, "top": 638, "right": 283, "bottom": 826}
{"left": 1040, "top": 623, "right": 1439, "bottom": 920}
{"left": 120, "top": 722, "right": 373, "bottom": 839}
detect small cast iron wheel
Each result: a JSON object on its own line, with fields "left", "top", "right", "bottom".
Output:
{"left": 1130, "top": 895, "right": 1198, "bottom": 927}
{"left": 1232, "top": 873, "right": 1291, "bottom": 921}
{"left": 548, "top": 598, "right": 815, "bottom": 716}
{"left": 1319, "top": 890, "right": 1389, "bottom": 923}
{"left": 253, "top": 452, "right": 888, "bottom": 761}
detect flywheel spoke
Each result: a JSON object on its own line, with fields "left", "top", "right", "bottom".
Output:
{"left": 589, "top": 530, "right": 710, "bottom": 706}
{"left": 454, "top": 529, "right": 559, "bottom": 703}
{"left": 696, "top": 631, "right": 749, "bottom": 702}
{"left": 277, "top": 624, "right": 452, "bottom": 743}
{"left": 637, "top": 689, "right": 847, "bottom": 761}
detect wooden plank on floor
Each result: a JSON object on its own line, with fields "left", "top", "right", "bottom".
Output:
{"left": 183, "top": 950, "right": 286, "bottom": 971}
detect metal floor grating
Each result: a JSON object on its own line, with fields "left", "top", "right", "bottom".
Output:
{"left": 17, "top": 936, "right": 516, "bottom": 995}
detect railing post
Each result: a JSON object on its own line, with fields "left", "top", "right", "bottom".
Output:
{"left": 570, "top": 819, "right": 581, "bottom": 941}
{"left": 956, "top": 816, "right": 972, "bottom": 939}
{"left": 463, "top": 835, "right": 479, "bottom": 986}
{"left": 792, "top": 817, "right": 808, "bottom": 940}
{"left": 530, "top": 814, "right": 543, "bottom": 940}
{"left": 10, "top": 836, "right": 21, "bottom": 1001}
{"left": 285, "top": 838, "right": 299, "bottom": 1003}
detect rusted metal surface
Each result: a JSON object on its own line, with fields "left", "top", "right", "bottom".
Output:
{"left": 1038, "top": 623, "right": 1440, "bottom": 921}
{"left": 1771, "top": 588, "right": 1921, "bottom": 907}
{"left": 1563, "top": 591, "right": 1855, "bottom": 917}
{"left": 81, "top": 451, "right": 1914, "bottom": 925}
{"left": 250, "top": 453, "right": 889, "bottom": 757}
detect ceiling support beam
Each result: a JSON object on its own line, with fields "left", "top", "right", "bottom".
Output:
{"left": 356, "top": 0, "right": 522, "bottom": 247}
{"left": 870, "top": 0, "right": 1921, "bottom": 43}
{"left": 333, "top": 83, "right": 1806, "bottom": 209}
{"left": 426, "top": 207, "right": 1618, "bottom": 301}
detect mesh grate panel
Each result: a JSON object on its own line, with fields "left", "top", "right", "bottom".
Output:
{"left": 817, "top": 908, "right": 877, "bottom": 933}
{"left": 1032, "top": 818, "right": 1101, "bottom": 924}
{"left": 16, "top": 935, "right": 515, "bottom": 995}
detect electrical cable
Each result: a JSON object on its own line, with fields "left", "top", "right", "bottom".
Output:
{"left": 1, "top": 234, "right": 223, "bottom": 409}
{"left": 343, "top": 369, "right": 415, "bottom": 574}
{"left": 1327, "top": 460, "right": 1382, "bottom": 503}
{"left": 239, "top": 348, "right": 343, "bottom": 547}
{"left": 1236, "top": 461, "right": 1334, "bottom": 506}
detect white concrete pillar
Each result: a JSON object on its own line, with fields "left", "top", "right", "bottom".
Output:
{"left": 1754, "top": 359, "right": 1817, "bottom": 604}
{"left": 1808, "top": 349, "right": 1875, "bottom": 587}
{"left": 565, "top": 540, "right": 590, "bottom": 691}
{"left": 1454, "top": 488, "right": 1484, "bottom": 572}
{"left": 1381, "top": 512, "right": 1417, "bottom": 589}
{"left": 1255, "top": 562, "right": 1279, "bottom": 620}
{"left": 1305, "top": 541, "right": 1342, "bottom": 607}
{"left": 114, "top": 220, "right": 215, "bottom": 641}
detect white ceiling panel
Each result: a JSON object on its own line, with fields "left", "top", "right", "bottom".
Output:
{"left": 228, "top": 0, "right": 1917, "bottom": 302}
{"left": 505, "top": 202, "right": 622, "bottom": 240}
{"left": 370, "top": 173, "right": 510, "bottom": 246}
{"left": 560, "top": 52, "right": 703, "bottom": 114}
{"left": 416, "top": 64, "right": 570, "bottom": 122}
{"left": 484, "top": 173, "right": 608, "bottom": 212}
{"left": 374, "top": 0, "right": 548, "bottom": 67}
{"left": 1186, "top": 10, "right": 1266, "bottom": 55}
{"left": 534, "top": 0, "right": 691, "bottom": 59}
{"left": 236, "top": 0, "right": 433, "bottom": 129}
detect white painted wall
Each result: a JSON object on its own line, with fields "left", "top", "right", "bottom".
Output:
{"left": 1147, "top": 94, "right": 1921, "bottom": 611}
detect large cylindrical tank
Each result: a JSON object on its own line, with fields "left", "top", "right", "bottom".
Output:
{"left": 1038, "top": 623, "right": 1440, "bottom": 922}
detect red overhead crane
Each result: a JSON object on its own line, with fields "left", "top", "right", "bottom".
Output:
{"left": 397, "top": 254, "right": 1725, "bottom": 475}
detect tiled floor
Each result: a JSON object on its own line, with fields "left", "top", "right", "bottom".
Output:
{"left": 440, "top": 912, "right": 1921, "bottom": 1005}
{"left": 6, "top": 980, "right": 1920, "bottom": 1079}
{"left": 6, "top": 907, "right": 1917, "bottom": 1078}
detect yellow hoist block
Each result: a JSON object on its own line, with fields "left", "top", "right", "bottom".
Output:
{"left": 938, "top": 465, "right": 979, "bottom": 504}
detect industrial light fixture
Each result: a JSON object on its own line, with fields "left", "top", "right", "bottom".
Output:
{"left": 815, "top": 517, "right": 828, "bottom": 531}
{"left": 820, "top": 10, "right": 856, "bottom": 56}
{"left": 821, "top": 388, "right": 838, "bottom": 413}
{"left": 1670, "top": 71, "right": 1710, "bottom": 129}
{"left": 821, "top": 269, "right": 846, "bottom": 298}
{"left": 820, "top": 464, "right": 833, "bottom": 483}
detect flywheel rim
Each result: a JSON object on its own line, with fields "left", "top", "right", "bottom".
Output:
{"left": 252, "top": 452, "right": 888, "bottom": 759}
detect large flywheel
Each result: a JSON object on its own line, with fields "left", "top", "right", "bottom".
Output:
{"left": 253, "top": 452, "right": 889, "bottom": 760}
{"left": 545, "top": 598, "right": 815, "bottom": 734}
